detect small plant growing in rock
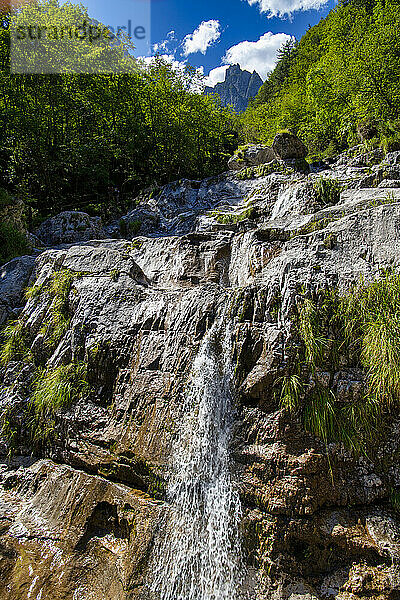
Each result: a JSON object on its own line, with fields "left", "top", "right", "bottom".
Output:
{"left": 285, "top": 271, "right": 400, "bottom": 454}
{"left": 368, "top": 191, "right": 397, "bottom": 208}
{"left": 313, "top": 178, "right": 341, "bottom": 206}
{"left": 29, "top": 362, "right": 88, "bottom": 444}
{"left": 40, "top": 269, "right": 78, "bottom": 349}
{"left": 275, "top": 374, "right": 304, "bottom": 414}
{"left": 110, "top": 269, "right": 120, "bottom": 282}
{"left": 130, "top": 239, "right": 143, "bottom": 250}
{"left": 0, "top": 319, "right": 32, "bottom": 366}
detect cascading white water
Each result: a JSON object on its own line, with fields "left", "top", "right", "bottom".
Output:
{"left": 149, "top": 319, "right": 243, "bottom": 600}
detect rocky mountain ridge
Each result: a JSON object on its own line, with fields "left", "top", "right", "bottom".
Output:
{"left": 1, "top": 144, "right": 400, "bottom": 599}
{"left": 204, "top": 64, "right": 263, "bottom": 112}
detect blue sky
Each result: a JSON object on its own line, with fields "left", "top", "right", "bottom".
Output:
{"left": 80, "top": 0, "right": 336, "bottom": 83}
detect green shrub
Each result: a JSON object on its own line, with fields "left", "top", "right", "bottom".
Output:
{"left": 0, "top": 221, "right": 30, "bottom": 265}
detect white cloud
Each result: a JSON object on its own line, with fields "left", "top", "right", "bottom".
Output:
{"left": 222, "top": 32, "right": 293, "bottom": 80}
{"left": 247, "top": 0, "right": 329, "bottom": 19}
{"left": 204, "top": 65, "right": 230, "bottom": 87}
{"left": 152, "top": 31, "right": 177, "bottom": 54}
{"left": 138, "top": 54, "right": 187, "bottom": 72}
{"left": 137, "top": 55, "right": 204, "bottom": 91}
{"left": 182, "top": 20, "right": 221, "bottom": 57}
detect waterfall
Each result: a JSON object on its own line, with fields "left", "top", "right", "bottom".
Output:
{"left": 149, "top": 319, "right": 243, "bottom": 600}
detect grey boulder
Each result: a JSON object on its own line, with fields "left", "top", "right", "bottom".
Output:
{"left": 35, "top": 211, "right": 105, "bottom": 246}
{"left": 272, "top": 132, "right": 308, "bottom": 160}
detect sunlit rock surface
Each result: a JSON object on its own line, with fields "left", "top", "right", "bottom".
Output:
{"left": 2, "top": 149, "right": 400, "bottom": 599}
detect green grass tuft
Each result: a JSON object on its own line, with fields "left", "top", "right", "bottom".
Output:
{"left": 30, "top": 362, "right": 87, "bottom": 418}
{"left": 298, "top": 298, "right": 331, "bottom": 367}
{"left": 304, "top": 387, "right": 338, "bottom": 447}
{"left": 39, "top": 270, "right": 77, "bottom": 349}
{"left": 0, "top": 319, "right": 32, "bottom": 367}
{"left": 313, "top": 178, "right": 342, "bottom": 206}
{"left": 276, "top": 374, "right": 304, "bottom": 414}
{"left": 291, "top": 271, "right": 400, "bottom": 453}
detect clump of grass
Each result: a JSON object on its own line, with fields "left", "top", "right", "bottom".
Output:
{"left": 30, "top": 362, "right": 87, "bottom": 417}
{"left": 110, "top": 269, "right": 120, "bottom": 282}
{"left": 236, "top": 161, "right": 291, "bottom": 181}
{"left": 25, "top": 281, "right": 44, "bottom": 300}
{"left": 0, "top": 319, "right": 32, "bottom": 367}
{"left": 212, "top": 204, "right": 258, "bottom": 224}
{"left": 40, "top": 269, "right": 77, "bottom": 349}
{"left": 313, "top": 178, "right": 341, "bottom": 206}
{"left": 0, "top": 409, "right": 20, "bottom": 457}
{"left": 368, "top": 191, "right": 398, "bottom": 208}
{"left": 361, "top": 314, "right": 400, "bottom": 408}
{"left": 29, "top": 362, "right": 88, "bottom": 444}
{"left": 276, "top": 374, "right": 304, "bottom": 414}
{"left": 290, "top": 213, "right": 344, "bottom": 238}
{"left": 290, "top": 270, "right": 400, "bottom": 454}
{"left": 298, "top": 298, "right": 330, "bottom": 367}
{"left": 130, "top": 239, "right": 143, "bottom": 250}
{"left": 323, "top": 233, "right": 337, "bottom": 250}
{"left": 304, "top": 387, "right": 338, "bottom": 447}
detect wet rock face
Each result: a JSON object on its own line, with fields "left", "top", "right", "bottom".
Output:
{"left": 0, "top": 255, "right": 35, "bottom": 326}
{"left": 2, "top": 150, "right": 400, "bottom": 598}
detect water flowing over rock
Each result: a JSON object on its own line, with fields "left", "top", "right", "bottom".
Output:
{"left": 2, "top": 149, "right": 400, "bottom": 599}
{"left": 149, "top": 318, "right": 244, "bottom": 600}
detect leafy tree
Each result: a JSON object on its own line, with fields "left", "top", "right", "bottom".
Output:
{"left": 0, "top": 0, "right": 236, "bottom": 221}
{"left": 240, "top": 0, "right": 400, "bottom": 158}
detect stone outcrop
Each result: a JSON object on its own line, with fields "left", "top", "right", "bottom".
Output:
{"left": 0, "top": 255, "right": 35, "bottom": 326}
{"left": 272, "top": 132, "right": 308, "bottom": 160}
{"left": 204, "top": 64, "right": 263, "bottom": 112}
{"left": 2, "top": 149, "right": 400, "bottom": 598}
{"left": 228, "top": 145, "right": 276, "bottom": 171}
{"left": 35, "top": 210, "right": 105, "bottom": 246}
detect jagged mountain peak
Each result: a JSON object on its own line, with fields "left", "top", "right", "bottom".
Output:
{"left": 204, "top": 64, "right": 263, "bottom": 112}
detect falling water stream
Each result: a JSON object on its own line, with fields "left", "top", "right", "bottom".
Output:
{"left": 150, "top": 318, "right": 243, "bottom": 600}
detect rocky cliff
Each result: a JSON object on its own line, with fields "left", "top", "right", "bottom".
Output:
{"left": 1, "top": 147, "right": 400, "bottom": 599}
{"left": 204, "top": 64, "right": 263, "bottom": 112}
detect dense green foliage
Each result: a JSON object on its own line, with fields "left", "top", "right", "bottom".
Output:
{"left": 282, "top": 271, "right": 400, "bottom": 453}
{"left": 0, "top": 187, "right": 31, "bottom": 264}
{"left": 0, "top": 1, "right": 236, "bottom": 221}
{"left": 241, "top": 0, "right": 400, "bottom": 158}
